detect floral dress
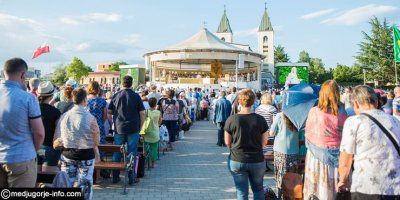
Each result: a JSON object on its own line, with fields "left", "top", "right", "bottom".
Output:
{"left": 87, "top": 97, "right": 107, "bottom": 144}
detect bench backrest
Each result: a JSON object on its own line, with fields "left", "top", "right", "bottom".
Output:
{"left": 98, "top": 144, "right": 123, "bottom": 153}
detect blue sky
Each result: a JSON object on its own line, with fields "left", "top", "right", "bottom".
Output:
{"left": 0, "top": 0, "right": 399, "bottom": 74}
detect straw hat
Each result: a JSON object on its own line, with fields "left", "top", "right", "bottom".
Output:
{"left": 38, "top": 81, "right": 55, "bottom": 97}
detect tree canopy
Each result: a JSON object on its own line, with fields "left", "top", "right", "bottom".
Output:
{"left": 295, "top": 50, "right": 332, "bottom": 84}
{"left": 298, "top": 50, "right": 311, "bottom": 63}
{"left": 274, "top": 45, "right": 290, "bottom": 63}
{"left": 65, "top": 57, "right": 92, "bottom": 82}
{"left": 52, "top": 64, "right": 68, "bottom": 86}
{"left": 105, "top": 61, "right": 129, "bottom": 72}
{"left": 333, "top": 64, "right": 363, "bottom": 84}
{"left": 356, "top": 17, "right": 396, "bottom": 84}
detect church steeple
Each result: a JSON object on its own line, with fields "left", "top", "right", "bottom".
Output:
{"left": 259, "top": 3, "right": 273, "bottom": 31}
{"left": 215, "top": 5, "right": 233, "bottom": 43}
{"left": 216, "top": 6, "right": 232, "bottom": 33}
{"left": 258, "top": 2, "right": 274, "bottom": 75}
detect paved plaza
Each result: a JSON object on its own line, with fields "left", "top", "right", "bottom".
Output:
{"left": 93, "top": 121, "right": 275, "bottom": 200}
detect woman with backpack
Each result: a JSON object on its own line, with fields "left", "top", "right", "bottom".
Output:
{"left": 160, "top": 89, "right": 180, "bottom": 150}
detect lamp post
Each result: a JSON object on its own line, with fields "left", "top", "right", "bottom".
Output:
{"left": 363, "top": 68, "right": 366, "bottom": 85}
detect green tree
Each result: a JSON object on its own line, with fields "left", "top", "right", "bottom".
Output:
{"left": 65, "top": 57, "right": 92, "bottom": 81}
{"left": 309, "top": 58, "right": 332, "bottom": 84}
{"left": 333, "top": 64, "right": 363, "bottom": 84}
{"left": 52, "top": 65, "right": 68, "bottom": 86}
{"left": 298, "top": 50, "right": 311, "bottom": 63}
{"left": 105, "top": 61, "right": 129, "bottom": 72}
{"left": 355, "top": 17, "right": 396, "bottom": 84}
{"left": 274, "top": 45, "right": 290, "bottom": 63}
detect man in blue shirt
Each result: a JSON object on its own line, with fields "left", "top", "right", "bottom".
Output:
{"left": 213, "top": 91, "right": 232, "bottom": 146}
{"left": 108, "top": 75, "right": 145, "bottom": 184}
{"left": 0, "top": 58, "right": 45, "bottom": 187}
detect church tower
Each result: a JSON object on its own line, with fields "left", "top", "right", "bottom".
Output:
{"left": 216, "top": 6, "right": 233, "bottom": 43}
{"left": 258, "top": 4, "right": 274, "bottom": 73}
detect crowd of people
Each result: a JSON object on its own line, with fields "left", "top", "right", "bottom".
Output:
{"left": 217, "top": 81, "right": 400, "bottom": 200}
{"left": 0, "top": 57, "right": 399, "bottom": 200}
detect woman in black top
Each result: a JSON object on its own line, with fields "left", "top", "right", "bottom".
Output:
{"left": 37, "top": 81, "right": 61, "bottom": 172}
{"left": 224, "top": 89, "right": 269, "bottom": 200}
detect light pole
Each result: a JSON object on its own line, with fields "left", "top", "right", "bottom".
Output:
{"left": 363, "top": 68, "right": 366, "bottom": 85}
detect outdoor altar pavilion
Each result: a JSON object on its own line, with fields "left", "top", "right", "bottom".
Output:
{"left": 143, "top": 27, "right": 266, "bottom": 90}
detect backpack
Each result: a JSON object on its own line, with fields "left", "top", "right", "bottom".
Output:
{"left": 139, "top": 110, "right": 151, "bottom": 135}
{"left": 162, "top": 99, "right": 178, "bottom": 117}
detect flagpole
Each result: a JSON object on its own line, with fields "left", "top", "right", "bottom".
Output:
{"left": 396, "top": 61, "right": 398, "bottom": 86}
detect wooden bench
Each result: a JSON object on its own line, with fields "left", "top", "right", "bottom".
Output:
{"left": 95, "top": 144, "right": 128, "bottom": 194}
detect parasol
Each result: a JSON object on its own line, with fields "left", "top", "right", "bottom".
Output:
{"left": 282, "top": 83, "right": 320, "bottom": 131}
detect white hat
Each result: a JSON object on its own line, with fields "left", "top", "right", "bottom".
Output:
{"left": 38, "top": 81, "right": 55, "bottom": 97}
{"left": 65, "top": 79, "right": 77, "bottom": 88}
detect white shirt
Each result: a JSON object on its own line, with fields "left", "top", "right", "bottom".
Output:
{"left": 226, "top": 93, "right": 236, "bottom": 104}
{"left": 340, "top": 109, "right": 400, "bottom": 195}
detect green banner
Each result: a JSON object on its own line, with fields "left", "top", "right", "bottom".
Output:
{"left": 394, "top": 25, "right": 400, "bottom": 62}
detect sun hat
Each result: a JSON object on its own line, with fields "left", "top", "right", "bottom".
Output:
{"left": 38, "top": 81, "right": 55, "bottom": 97}
{"left": 65, "top": 79, "right": 78, "bottom": 88}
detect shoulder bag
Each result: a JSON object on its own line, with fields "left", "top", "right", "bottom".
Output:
{"left": 360, "top": 113, "right": 400, "bottom": 156}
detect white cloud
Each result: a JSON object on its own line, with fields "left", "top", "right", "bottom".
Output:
{"left": 236, "top": 28, "right": 258, "bottom": 37}
{"left": 83, "top": 13, "right": 121, "bottom": 22}
{"left": 122, "top": 34, "right": 140, "bottom": 45}
{"left": 321, "top": 4, "right": 398, "bottom": 25}
{"left": 301, "top": 8, "right": 336, "bottom": 20}
{"left": 0, "top": 13, "right": 42, "bottom": 31}
{"left": 76, "top": 43, "right": 90, "bottom": 51}
{"left": 60, "top": 17, "right": 80, "bottom": 25}
{"left": 60, "top": 13, "right": 122, "bottom": 25}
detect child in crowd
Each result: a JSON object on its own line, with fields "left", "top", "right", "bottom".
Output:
{"left": 142, "top": 97, "right": 162, "bottom": 168}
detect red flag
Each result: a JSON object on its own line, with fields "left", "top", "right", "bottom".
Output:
{"left": 32, "top": 44, "right": 50, "bottom": 59}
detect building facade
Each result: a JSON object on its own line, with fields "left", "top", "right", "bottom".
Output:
{"left": 80, "top": 71, "right": 120, "bottom": 86}
{"left": 97, "top": 63, "right": 113, "bottom": 72}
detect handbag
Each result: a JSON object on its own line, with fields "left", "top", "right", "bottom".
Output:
{"left": 360, "top": 113, "right": 400, "bottom": 156}
{"left": 139, "top": 110, "right": 151, "bottom": 135}
{"left": 282, "top": 172, "right": 303, "bottom": 200}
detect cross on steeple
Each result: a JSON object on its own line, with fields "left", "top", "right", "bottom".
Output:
{"left": 264, "top": 1, "right": 267, "bottom": 10}
{"left": 224, "top": 4, "right": 226, "bottom": 13}
{"left": 202, "top": 21, "right": 207, "bottom": 28}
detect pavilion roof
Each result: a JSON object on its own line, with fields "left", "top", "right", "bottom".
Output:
{"left": 166, "top": 28, "right": 245, "bottom": 52}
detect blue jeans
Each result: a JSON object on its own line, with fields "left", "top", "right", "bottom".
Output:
{"left": 228, "top": 159, "right": 265, "bottom": 200}
{"left": 112, "top": 133, "right": 140, "bottom": 163}
{"left": 162, "top": 120, "right": 178, "bottom": 143}
{"left": 217, "top": 122, "right": 225, "bottom": 145}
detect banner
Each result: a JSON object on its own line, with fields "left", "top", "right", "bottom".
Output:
{"left": 394, "top": 26, "right": 400, "bottom": 62}
{"left": 238, "top": 54, "right": 245, "bottom": 69}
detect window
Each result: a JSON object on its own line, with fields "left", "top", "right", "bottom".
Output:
{"left": 263, "top": 36, "right": 268, "bottom": 43}
{"left": 221, "top": 37, "right": 225, "bottom": 41}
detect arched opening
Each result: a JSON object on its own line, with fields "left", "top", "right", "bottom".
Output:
{"left": 263, "top": 36, "right": 268, "bottom": 44}
{"left": 221, "top": 37, "right": 225, "bottom": 41}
